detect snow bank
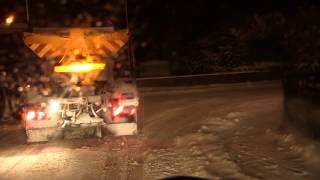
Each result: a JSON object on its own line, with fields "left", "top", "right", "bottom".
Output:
{"left": 265, "top": 129, "right": 320, "bottom": 164}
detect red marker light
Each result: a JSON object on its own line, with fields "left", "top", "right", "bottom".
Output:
{"left": 129, "top": 108, "right": 136, "bottom": 116}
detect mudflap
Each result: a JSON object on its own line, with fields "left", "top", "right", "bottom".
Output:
{"left": 26, "top": 128, "right": 63, "bottom": 143}
{"left": 63, "top": 126, "right": 102, "bottom": 139}
{"left": 102, "top": 123, "right": 138, "bottom": 136}
{"left": 27, "top": 126, "right": 102, "bottom": 142}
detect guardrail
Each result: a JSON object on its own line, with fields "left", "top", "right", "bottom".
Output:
{"left": 136, "top": 71, "right": 282, "bottom": 87}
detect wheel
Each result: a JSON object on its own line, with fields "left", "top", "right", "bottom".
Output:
{"left": 95, "top": 126, "right": 102, "bottom": 138}
{"left": 133, "top": 125, "right": 138, "bottom": 135}
{"left": 134, "top": 113, "right": 138, "bottom": 123}
{"left": 128, "top": 113, "right": 138, "bottom": 123}
{"left": 0, "top": 87, "right": 6, "bottom": 121}
{"left": 281, "top": 96, "right": 293, "bottom": 128}
{"left": 131, "top": 114, "right": 138, "bottom": 135}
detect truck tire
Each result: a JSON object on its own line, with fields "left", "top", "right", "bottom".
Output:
{"left": 95, "top": 126, "right": 102, "bottom": 138}
{"left": 0, "top": 87, "right": 6, "bottom": 121}
{"left": 132, "top": 125, "right": 138, "bottom": 135}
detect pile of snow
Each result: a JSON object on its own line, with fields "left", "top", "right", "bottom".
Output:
{"left": 265, "top": 129, "right": 320, "bottom": 164}
{"left": 200, "top": 112, "right": 246, "bottom": 133}
{"left": 143, "top": 147, "right": 210, "bottom": 179}
{"left": 182, "top": 131, "right": 257, "bottom": 179}
{"left": 145, "top": 111, "right": 256, "bottom": 179}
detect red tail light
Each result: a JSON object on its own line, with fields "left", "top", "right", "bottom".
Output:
{"left": 112, "top": 99, "right": 122, "bottom": 117}
{"left": 129, "top": 108, "right": 136, "bottom": 116}
{"left": 111, "top": 99, "right": 137, "bottom": 118}
{"left": 113, "top": 105, "right": 124, "bottom": 117}
{"left": 111, "top": 99, "right": 119, "bottom": 107}
{"left": 37, "top": 111, "right": 46, "bottom": 120}
{"left": 26, "top": 111, "right": 36, "bottom": 121}
{"left": 25, "top": 110, "right": 46, "bottom": 121}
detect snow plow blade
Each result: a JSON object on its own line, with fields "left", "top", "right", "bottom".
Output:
{"left": 26, "top": 128, "right": 63, "bottom": 143}
{"left": 102, "top": 123, "right": 138, "bottom": 136}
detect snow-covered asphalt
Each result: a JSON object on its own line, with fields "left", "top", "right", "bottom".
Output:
{"left": 0, "top": 81, "right": 319, "bottom": 180}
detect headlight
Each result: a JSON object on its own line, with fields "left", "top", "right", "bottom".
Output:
{"left": 49, "top": 100, "right": 60, "bottom": 114}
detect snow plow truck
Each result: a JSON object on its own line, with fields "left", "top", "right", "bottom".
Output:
{"left": 20, "top": 27, "right": 139, "bottom": 143}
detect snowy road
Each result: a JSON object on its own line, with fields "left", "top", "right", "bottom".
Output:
{"left": 0, "top": 81, "right": 320, "bottom": 180}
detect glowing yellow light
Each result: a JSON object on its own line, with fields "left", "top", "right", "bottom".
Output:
{"left": 54, "top": 63, "right": 105, "bottom": 73}
{"left": 73, "top": 49, "right": 81, "bottom": 55}
{"left": 5, "top": 15, "right": 14, "bottom": 25}
{"left": 86, "top": 56, "right": 93, "bottom": 62}
{"left": 49, "top": 100, "right": 60, "bottom": 114}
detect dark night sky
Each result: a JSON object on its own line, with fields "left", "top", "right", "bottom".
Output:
{"left": 1, "top": 0, "right": 320, "bottom": 60}
{"left": 128, "top": 0, "right": 315, "bottom": 59}
{"left": 1, "top": 0, "right": 316, "bottom": 28}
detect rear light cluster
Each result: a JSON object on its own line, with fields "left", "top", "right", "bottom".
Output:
{"left": 111, "top": 99, "right": 136, "bottom": 118}
{"left": 24, "top": 110, "right": 47, "bottom": 121}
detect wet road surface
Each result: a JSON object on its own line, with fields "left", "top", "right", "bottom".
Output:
{"left": 0, "top": 81, "right": 319, "bottom": 180}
